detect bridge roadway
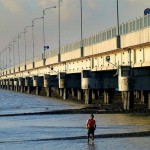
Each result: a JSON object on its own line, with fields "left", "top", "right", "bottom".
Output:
{"left": 0, "top": 15, "right": 150, "bottom": 110}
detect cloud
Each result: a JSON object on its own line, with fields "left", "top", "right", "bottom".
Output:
{"left": 127, "top": 0, "right": 149, "bottom": 5}
{"left": 0, "top": 0, "right": 21, "bottom": 12}
{"left": 38, "top": 0, "right": 56, "bottom": 8}
{"left": 87, "top": 0, "right": 97, "bottom": 9}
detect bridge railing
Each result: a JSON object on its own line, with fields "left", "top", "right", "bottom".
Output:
{"left": 35, "top": 55, "right": 43, "bottom": 62}
{"left": 26, "top": 59, "right": 33, "bottom": 65}
{"left": 45, "top": 14, "right": 150, "bottom": 58}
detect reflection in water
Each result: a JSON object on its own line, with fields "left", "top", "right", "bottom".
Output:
{"left": 87, "top": 143, "right": 96, "bottom": 150}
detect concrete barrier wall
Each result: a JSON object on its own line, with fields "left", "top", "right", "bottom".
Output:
{"left": 46, "top": 56, "right": 58, "bottom": 65}
{"left": 84, "top": 38, "right": 116, "bottom": 56}
{"left": 35, "top": 60, "right": 43, "bottom": 68}
{"left": 121, "top": 28, "right": 150, "bottom": 48}
{"left": 61, "top": 49, "right": 80, "bottom": 62}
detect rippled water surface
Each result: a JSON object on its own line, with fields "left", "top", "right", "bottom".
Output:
{"left": 0, "top": 89, "right": 150, "bottom": 150}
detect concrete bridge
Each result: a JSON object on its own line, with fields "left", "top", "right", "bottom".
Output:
{"left": 0, "top": 14, "right": 150, "bottom": 110}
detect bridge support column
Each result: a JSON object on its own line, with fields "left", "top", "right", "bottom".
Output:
{"left": 85, "top": 89, "right": 92, "bottom": 104}
{"left": 10, "top": 86, "right": 14, "bottom": 91}
{"left": 20, "top": 86, "right": 24, "bottom": 93}
{"left": 36, "top": 87, "right": 40, "bottom": 95}
{"left": 104, "top": 90, "right": 113, "bottom": 104}
{"left": 19, "top": 78, "right": 25, "bottom": 93}
{"left": 71, "top": 88, "right": 75, "bottom": 97}
{"left": 141, "top": 91, "right": 148, "bottom": 104}
{"left": 77, "top": 89, "right": 83, "bottom": 101}
{"left": 45, "top": 87, "right": 51, "bottom": 97}
{"left": 104, "top": 91, "right": 110, "bottom": 104}
{"left": 123, "top": 91, "right": 134, "bottom": 110}
{"left": 135, "top": 91, "right": 140, "bottom": 99}
{"left": 148, "top": 92, "right": 150, "bottom": 110}
{"left": 27, "top": 86, "right": 31, "bottom": 94}
{"left": 92, "top": 90, "right": 98, "bottom": 100}
{"left": 6, "top": 85, "right": 9, "bottom": 90}
{"left": 15, "top": 86, "right": 18, "bottom": 92}
{"left": 59, "top": 89, "right": 63, "bottom": 97}
{"left": 63, "top": 88, "right": 68, "bottom": 100}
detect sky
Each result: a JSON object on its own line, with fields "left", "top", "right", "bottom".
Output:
{"left": 0, "top": 0, "right": 149, "bottom": 67}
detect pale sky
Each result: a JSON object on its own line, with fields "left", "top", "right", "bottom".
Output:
{"left": 0, "top": 0, "right": 149, "bottom": 66}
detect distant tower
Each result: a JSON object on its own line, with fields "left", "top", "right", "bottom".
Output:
{"left": 144, "top": 8, "right": 150, "bottom": 15}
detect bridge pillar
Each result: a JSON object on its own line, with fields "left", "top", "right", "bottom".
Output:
{"left": 45, "top": 87, "right": 51, "bottom": 97}
{"left": 14, "top": 79, "right": 19, "bottom": 92}
{"left": 44, "top": 74, "right": 51, "bottom": 97}
{"left": 104, "top": 90, "right": 110, "bottom": 104}
{"left": 92, "top": 90, "right": 98, "bottom": 100}
{"left": 25, "top": 77, "right": 33, "bottom": 94}
{"left": 33, "top": 76, "right": 43, "bottom": 96}
{"left": 85, "top": 89, "right": 92, "bottom": 104}
{"left": 36, "top": 87, "right": 40, "bottom": 95}
{"left": 2, "top": 80, "right": 4, "bottom": 89}
{"left": 58, "top": 72, "right": 67, "bottom": 99}
{"left": 77, "top": 89, "right": 83, "bottom": 101}
{"left": 140, "top": 91, "right": 148, "bottom": 104}
{"left": 63, "top": 88, "right": 68, "bottom": 100}
{"left": 81, "top": 70, "right": 93, "bottom": 104}
{"left": 71, "top": 88, "right": 75, "bottom": 97}
{"left": 148, "top": 92, "right": 150, "bottom": 110}
{"left": 135, "top": 91, "right": 140, "bottom": 99}
{"left": 118, "top": 66, "right": 133, "bottom": 110}
{"left": 6, "top": 79, "right": 10, "bottom": 90}
{"left": 9, "top": 79, "right": 14, "bottom": 91}
{"left": 20, "top": 86, "right": 24, "bottom": 93}
{"left": 27, "top": 86, "right": 31, "bottom": 94}
{"left": 123, "top": 91, "right": 134, "bottom": 110}
{"left": 3, "top": 79, "right": 6, "bottom": 89}
{"left": 59, "top": 89, "right": 63, "bottom": 97}
{"left": 19, "top": 78, "right": 25, "bottom": 93}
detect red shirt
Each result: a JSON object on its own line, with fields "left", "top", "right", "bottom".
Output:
{"left": 86, "top": 118, "right": 96, "bottom": 128}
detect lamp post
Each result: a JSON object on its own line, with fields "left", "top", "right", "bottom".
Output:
{"left": 8, "top": 43, "right": 12, "bottom": 68}
{"left": 18, "top": 32, "right": 25, "bottom": 68}
{"left": 58, "top": 0, "right": 62, "bottom": 62}
{"left": 116, "top": 0, "right": 120, "bottom": 48}
{"left": 32, "top": 17, "right": 43, "bottom": 67}
{"left": 42, "top": 6, "right": 56, "bottom": 63}
{"left": 24, "top": 26, "right": 32, "bottom": 68}
{"left": 12, "top": 37, "right": 17, "bottom": 70}
{"left": 4, "top": 48, "right": 7, "bottom": 69}
{"left": 0, "top": 52, "right": 1, "bottom": 71}
{"left": 117, "top": 0, "right": 119, "bottom": 36}
{"left": 80, "top": 0, "right": 84, "bottom": 57}
{"left": 3, "top": 49, "right": 5, "bottom": 70}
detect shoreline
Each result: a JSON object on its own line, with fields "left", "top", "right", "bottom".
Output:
{"left": 0, "top": 107, "right": 150, "bottom": 117}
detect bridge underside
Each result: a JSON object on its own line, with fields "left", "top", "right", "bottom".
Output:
{"left": 0, "top": 68, "right": 150, "bottom": 110}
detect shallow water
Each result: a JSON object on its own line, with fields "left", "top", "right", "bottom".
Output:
{"left": 0, "top": 89, "right": 150, "bottom": 150}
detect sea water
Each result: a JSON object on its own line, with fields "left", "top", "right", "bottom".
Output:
{"left": 0, "top": 89, "right": 150, "bottom": 150}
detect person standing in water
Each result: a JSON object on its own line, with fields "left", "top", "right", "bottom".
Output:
{"left": 86, "top": 114, "right": 96, "bottom": 142}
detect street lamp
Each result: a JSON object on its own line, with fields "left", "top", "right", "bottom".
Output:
{"left": 116, "top": 0, "right": 120, "bottom": 48}
{"left": 2, "top": 50, "right": 4, "bottom": 70}
{"left": 32, "top": 17, "right": 43, "bottom": 67}
{"left": 4, "top": 48, "right": 7, "bottom": 69}
{"left": 0, "top": 52, "right": 1, "bottom": 70}
{"left": 80, "top": 0, "right": 83, "bottom": 57}
{"left": 42, "top": 6, "right": 56, "bottom": 63}
{"left": 8, "top": 43, "right": 12, "bottom": 68}
{"left": 58, "top": 0, "right": 62, "bottom": 62}
{"left": 12, "top": 37, "right": 17, "bottom": 70}
{"left": 18, "top": 32, "right": 25, "bottom": 68}
{"left": 24, "top": 25, "right": 32, "bottom": 68}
